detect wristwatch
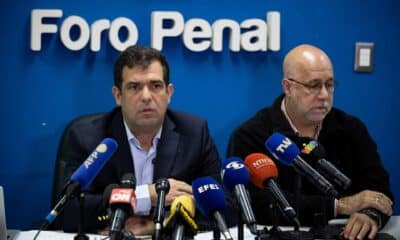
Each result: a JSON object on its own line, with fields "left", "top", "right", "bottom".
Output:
{"left": 360, "top": 208, "right": 382, "bottom": 229}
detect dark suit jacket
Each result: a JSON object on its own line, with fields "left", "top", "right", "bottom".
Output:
{"left": 53, "top": 107, "right": 233, "bottom": 232}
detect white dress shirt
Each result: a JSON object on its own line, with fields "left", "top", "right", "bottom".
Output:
{"left": 124, "top": 121, "right": 162, "bottom": 215}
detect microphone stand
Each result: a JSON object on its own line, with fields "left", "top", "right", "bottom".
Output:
{"left": 253, "top": 205, "right": 272, "bottom": 240}
{"left": 277, "top": 173, "right": 313, "bottom": 240}
{"left": 269, "top": 201, "right": 280, "bottom": 233}
{"left": 311, "top": 196, "right": 338, "bottom": 240}
{"left": 153, "top": 179, "right": 169, "bottom": 240}
{"left": 237, "top": 209, "right": 244, "bottom": 240}
{"left": 74, "top": 192, "right": 89, "bottom": 240}
{"left": 172, "top": 224, "right": 185, "bottom": 240}
{"left": 294, "top": 174, "right": 301, "bottom": 232}
{"left": 212, "top": 220, "right": 221, "bottom": 240}
{"left": 262, "top": 201, "right": 281, "bottom": 240}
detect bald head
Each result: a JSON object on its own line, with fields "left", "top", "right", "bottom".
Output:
{"left": 283, "top": 44, "right": 333, "bottom": 79}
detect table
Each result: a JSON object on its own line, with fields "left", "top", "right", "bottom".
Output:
{"left": 11, "top": 216, "right": 400, "bottom": 240}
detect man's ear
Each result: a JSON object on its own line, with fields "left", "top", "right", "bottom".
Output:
{"left": 282, "top": 79, "right": 291, "bottom": 96}
{"left": 167, "top": 83, "right": 174, "bottom": 103}
{"left": 112, "top": 86, "right": 122, "bottom": 106}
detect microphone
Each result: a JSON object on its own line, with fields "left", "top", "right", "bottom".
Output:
{"left": 109, "top": 173, "right": 137, "bottom": 240}
{"left": 43, "top": 138, "right": 118, "bottom": 228}
{"left": 103, "top": 184, "right": 121, "bottom": 207}
{"left": 221, "top": 157, "right": 257, "bottom": 234}
{"left": 98, "top": 183, "right": 120, "bottom": 226}
{"left": 153, "top": 178, "right": 170, "bottom": 240}
{"left": 120, "top": 173, "right": 136, "bottom": 189}
{"left": 301, "top": 140, "right": 351, "bottom": 190}
{"left": 192, "top": 176, "right": 233, "bottom": 240}
{"left": 163, "top": 195, "right": 198, "bottom": 240}
{"left": 265, "top": 133, "right": 338, "bottom": 198}
{"left": 244, "top": 153, "right": 300, "bottom": 228}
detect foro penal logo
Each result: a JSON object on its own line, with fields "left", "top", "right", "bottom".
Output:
{"left": 96, "top": 143, "right": 107, "bottom": 153}
{"left": 30, "top": 9, "right": 280, "bottom": 52}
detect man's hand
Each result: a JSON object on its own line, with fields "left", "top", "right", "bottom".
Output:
{"left": 337, "top": 190, "right": 392, "bottom": 216}
{"left": 124, "top": 215, "right": 155, "bottom": 236}
{"left": 149, "top": 178, "right": 193, "bottom": 206}
{"left": 341, "top": 212, "right": 378, "bottom": 240}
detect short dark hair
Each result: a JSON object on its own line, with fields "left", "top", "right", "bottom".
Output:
{"left": 113, "top": 45, "right": 170, "bottom": 89}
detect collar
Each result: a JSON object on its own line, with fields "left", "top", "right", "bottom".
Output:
{"left": 281, "top": 97, "right": 322, "bottom": 139}
{"left": 123, "top": 121, "right": 163, "bottom": 150}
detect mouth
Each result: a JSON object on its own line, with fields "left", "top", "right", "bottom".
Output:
{"left": 139, "top": 108, "right": 155, "bottom": 114}
{"left": 313, "top": 106, "right": 329, "bottom": 113}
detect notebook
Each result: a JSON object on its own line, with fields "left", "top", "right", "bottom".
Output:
{"left": 0, "top": 186, "right": 7, "bottom": 240}
{"left": 0, "top": 186, "right": 19, "bottom": 240}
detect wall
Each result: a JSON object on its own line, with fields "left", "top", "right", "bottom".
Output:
{"left": 0, "top": 0, "right": 399, "bottom": 229}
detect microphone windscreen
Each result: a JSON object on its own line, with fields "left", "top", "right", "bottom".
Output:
{"left": 109, "top": 188, "right": 137, "bottom": 214}
{"left": 302, "top": 140, "right": 327, "bottom": 159}
{"left": 173, "top": 195, "right": 196, "bottom": 218}
{"left": 290, "top": 136, "right": 313, "bottom": 150}
{"left": 155, "top": 178, "right": 170, "bottom": 193}
{"left": 164, "top": 201, "right": 179, "bottom": 228}
{"left": 102, "top": 183, "right": 120, "bottom": 207}
{"left": 265, "top": 133, "right": 299, "bottom": 165}
{"left": 164, "top": 195, "right": 198, "bottom": 232}
{"left": 120, "top": 173, "right": 136, "bottom": 189}
{"left": 244, "top": 153, "right": 278, "bottom": 189}
{"left": 192, "top": 176, "right": 226, "bottom": 218}
{"left": 289, "top": 137, "right": 327, "bottom": 166}
{"left": 221, "top": 157, "right": 250, "bottom": 192}
{"left": 71, "top": 138, "right": 118, "bottom": 190}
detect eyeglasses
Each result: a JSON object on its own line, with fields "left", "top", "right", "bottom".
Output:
{"left": 287, "top": 78, "right": 336, "bottom": 94}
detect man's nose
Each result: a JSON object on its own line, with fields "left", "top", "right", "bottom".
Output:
{"left": 318, "top": 84, "right": 330, "bottom": 98}
{"left": 141, "top": 86, "right": 152, "bottom": 101}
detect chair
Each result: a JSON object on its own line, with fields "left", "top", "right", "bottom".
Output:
{"left": 50, "top": 113, "right": 105, "bottom": 208}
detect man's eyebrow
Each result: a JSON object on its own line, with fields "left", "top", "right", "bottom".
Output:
{"left": 149, "top": 79, "right": 164, "bottom": 83}
{"left": 125, "top": 81, "right": 140, "bottom": 85}
{"left": 307, "top": 77, "right": 334, "bottom": 83}
{"left": 125, "top": 79, "right": 162, "bottom": 83}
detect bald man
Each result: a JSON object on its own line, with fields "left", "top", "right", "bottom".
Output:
{"left": 227, "top": 44, "right": 393, "bottom": 239}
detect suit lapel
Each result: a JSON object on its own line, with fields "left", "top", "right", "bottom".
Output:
{"left": 153, "top": 113, "right": 180, "bottom": 181}
{"left": 108, "top": 108, "right": 135, "bottom": 178}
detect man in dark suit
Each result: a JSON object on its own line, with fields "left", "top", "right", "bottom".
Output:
{"left": 54, "top": 45, "right": 230, "bottom": 235}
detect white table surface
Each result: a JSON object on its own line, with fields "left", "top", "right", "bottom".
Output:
{"left": 11, "top": 216, "right": 400, "bottom": 240}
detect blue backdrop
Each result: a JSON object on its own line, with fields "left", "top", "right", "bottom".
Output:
{"left": 1, "top": 0, "right": 399, "bottom": 229}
